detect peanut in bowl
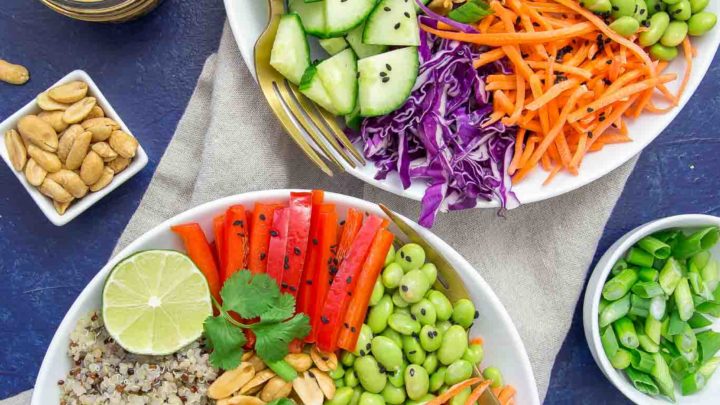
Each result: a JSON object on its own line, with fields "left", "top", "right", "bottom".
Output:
{"left": 0, "top": 69, "right": 148, "bottom": 226}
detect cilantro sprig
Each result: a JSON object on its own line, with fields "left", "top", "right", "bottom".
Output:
{"left": 203, "top": 270, "right": 311, "bottom": 370}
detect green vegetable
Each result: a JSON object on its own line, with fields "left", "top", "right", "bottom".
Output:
{"left": 423, "top": 353, "right": 439, "bottom": 374}
{"left": 438, "top": 325, "right": 468, "bottom": 365}
{"left": 645, "top": 0, "right": 665, "bottom": 15}
{"left": 649, "top": 295, "right": 667, "bottom": 320}
{"left": 399, "top": 270, "right": 432, "bottom": 303}
{"left": 630, "top": 349, "right": 657, "bottom": 373}
{"left": 674, "top": 324, "right": 698, "bottom": 362}
{"left": 638, "top": 268, "right": 659, "bottom": 282}
{"left": 674, "top": 278, "right": 695, "bottom": 321}
{"left": 696, "top": 300, "right": 720, "bottom": 317}
{"left": 419, "top": 263, "right": 438, "bottom": 286}
{"left": 688, "top": 12, "right": 718, "bottom": 36}
{"left": 328, "top": 387, "right": 355, "bottom": 405}
{"left": 342, "top": 351, "right": 356, "bottom": 367}
{"left": 368, "top": 295, "right": 394, "bottom": 333}
{"left": 266, "top": 359, "right": 299, "bottom": 382}
{"left": 420, "top": 325, "right": 442, "bottom": 352}
{"left": 667, "top": 310, "right": 686, "bottom": 336}
{"left": 627, "top": 247, "right": 656, "bottom": 267}
{"left": 604, "top": 268, "right": 639, "bottom": 300}
{"left": 444, "top": 360, "right": 473, "bottom": 385}
{"left": 600, "top": 294, "right": 631, "bottom": 327}
{"left": 404, "top": 365, "right": 430, "bottom": 400}
{"left": 614, "top": 317, "right": 640, "bottom": 349}
{"left": 462, "top": 343, "right": 484, "bottom": 364}
{"left": 650, "top": 43, "right": 679, "bottom": 61}
{"left": 631, "top": 281, "right": 665, "bottom": 298}
{"left": 625, "top": 367, "right": 660, "bottom": 395}
{"left": 359, "top": 392, "right": 386, "bottom": 405}
{"left": 697, "top": 330, "right": 720, "bottom": 361}
{"left": 403, "top": 335, "right": 427, "bottom": 365}
{"left": 638, "top": 236, "right": 672, "bottom": 259}
{"left": 701, "top": 259, "right": 719, "bottom": 292}
{"left": 689, "top": 0, "right": 708, "bottom": 13}
{"left": 448, "top": 0, "right": 493, "bottom": 24}
{"left": 630, "top": 294, "right": 651, "bottom": 318}
{"left": 645, "top": 316, "right": 662, "bottom": 345}
{"left": 345, "top": 368, "right": 360, "bottom": 388}
{"left": 203, "top": 271, "right": 311, "bottom": 370}
{"left": 429, "top": 368, "right": 446, "bottom": 392}
{"left": 372, "top": 336, "right": 404, "bottom": 371}
{"left": 354, "top": 324, "right": 375, "bottom": 357}
{"left": 482, "top": 367, "right": 504, "bottom": 388}
{"left": 383, "top": 263, "right": 404, "bottom": 289}
{"left": 611, "top": 0, "right": 637, "bottom": 18}
{"left": 370, "top": 278, "right": 385, "bottom": 306}
{"left": 680, "top": 371, "right": 705, "bottom": 395}
{"left": 650, "top": 353, "right": 676, "bottom": 401}
{"left": 382, "top": 384, "right": 407, "bottom": 404}
{"left": 355, "top": 356, "right": 387, "bottom": 393}
{"left": 611, "top": 259, "right": 629, "bottom": 276}
{"left": 611, "top": 348, "right": 633, "bottom": 369}
{"left": 674, "top": 226, "right": 719, "bottom": 259}
{"left": 412, "top": 300, "right": 437, "bottom": 326}
{"left": 385, "top": 245, "right": 396, "bottom": 267}
{"left": 388, "top": 312, "right": 421, "bottom": 335}
{"left": 688, "top": 312, "right": 712, "bottom": 328}
{"left": 610, "top": 16, "right": 641, "bottom": 36}
{"left": 451, "top": 299, "right": 476, "bottom": 328}
{"left": 601, "top": 326, "right": 620, "bottom": 358}
{"left": 427, "top": 291, "right": 453, "bottom": 321}
{"left": 659, "top": 257, "right": 683, "bottom": 295}
{"left": 638, "top": 334, "right": 660, "bottom": 353}
{"left": 396, "top": 243, "right": 426, "bottom": 272}
{"left": 667, "top": 0, "right": 691, "bottom": 21}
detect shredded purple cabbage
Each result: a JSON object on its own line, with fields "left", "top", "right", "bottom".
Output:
{"left": 414, "top": 0, "right": 479, "bottom": 33}
{"left": 349, "top": 17, "right": 519, "bottom": 227}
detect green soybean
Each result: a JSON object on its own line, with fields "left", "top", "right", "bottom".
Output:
{"left": 449, "top": 387, "right": 471, "bottom": 405}
{"left": 610, "top": 16, "right": 641, "bottom": 36}
{"left": 640, "top": 11, "right": 671, "bottom": 46}
{"left": 387, "top": 362, "right": 406, "bottom": 387}
{"left": 380, "top": 328, "right": 404, "bottom": 348}
{"left": 396, "top": 243, "right": 426, "bottom": 272}
{"left": 371, "top": 336, "right": 404, "bottom": 371}
{"left": 667, "top": 0, "right": 691, "bottom": 20}
{"left": 403, "top": 335, "right": 427, "bottom": 365}
{"left": 445, "top": 360, "right": 473, "bottom": 385}
{"left": 345, "top": 368, "right": 360, "bottom": 387}
{"left": 451, "top": 299, "right": 477, "bottom": 328}
{"left": 330, "top": 366, "right": 346, "bottom": 379}
{"left": 423, "top": 353, "right": 439, "bottom": 374}
{"left": 368, "top": 295, "right": 394, "bottom": 333}
{"left": 582, "top": 0, "right": 613, "bottom": 13}
{"left": 395, "top": 307, "right": 411, "bottom": 316}
{"left": 355, "top": 356, "right": 387, "bottom": 393}
{"left": 399, "top": 270, "right": 431, "bottom": 303}
{"left": 462, "top": 343, "right": 485, "bottom": 364}
{"left": 611, "top": 0, "right": 637, "bottom": 18}
{"left": 688, "top": 12, "right": 717, "bottom": 36}
{"left": 436, "top": 320, "right": 452, "bottom": 336}
{"left": 660, "top": 20, "right": 688, "bottom": 46}
{"left": 420, "top": 325, "right": 442, "bottom": 352}
{"left": 382, "top": 263, "right": 404, "bottom": 289}
{"left": 427, "top": 290, "right": 453, "bottom": 321}
{"left": 662, "top": 0, "right": 682, "bottom": 4}
{"left": 342, "top": 351, "right": 357, "bottom": 367}
{"left": 354, "top": 324, "right": 375, "bottom": 357}
{"left": 381, "top": 384, "right": 406, "bottom": 405}
{"left": 689, "top": 0, "right": 708, "bottom": 13}
{"left": 482, "top": 367, "right": 504, "bottom": 388}
{"left": 350, "top": 388, "right": 363, "bottom": 405}
{"left": 634, "top": 0, "right": 649, "bottom": 21}
{"left": 335, "top": 378, "right": 346, "bottom": 388}
{"left": 429, "top": 367, "right": 447, "bottom": 392}
{"left": 328, "top": 387, "right": 356, "bottom": 405}
{"left": 388, "top": 312, "right": 421, "bottom": 335}
{"left": 405, "top": 365, "right": 430, "bottom": 400}
{"left": 392, "top": 290, "right": 410, "bottom": 308}
{"left": 411, "top": 299, "right": 437, "bottom": 326}
{"left": 359, "top": 392, "right": 386, "bottom": 405}
{"left": 370, "top": 278, "right": 385, "bottom": 306}
{"left": 406, "top": 394, "right": 437, "bottom": 405}
{"left": 645, "top": 0, "right": 665, "bottom": 15}
{"left": 385, "top": 244, "right": 396, "bottom": 267}
{"left": 650, "top": 43, "right": 679, "bottom": 60}
{"left": 419, "top": 263, "right": 438, "bottom": 286}
{"left": 438, "top": 325, "right": 468, "bottom": 365}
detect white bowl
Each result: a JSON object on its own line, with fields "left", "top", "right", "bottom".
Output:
{"left": 583, "top": 214, "right": 720, "bottom": 404}
{"left": 0, "top": 70, "right": 148, "bottom": 226}
{"left": 32, "top": 190, "right": 540, "bottom": 405}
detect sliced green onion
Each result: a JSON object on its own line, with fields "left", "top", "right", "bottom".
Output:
{"left": 698, "top": 357, "right": 720, "bottom": 380}
{"left": 667, "top": 311, "right": 686, "bottom": 336}
{"left": 599, "top": 294, "right": 631, "bottom": 327}
{"left": 629, "top": 294, "right": 651, "bottom": 318}
{"left": 687, "top": 312, "right": 713, "bottom": 329}
{"left": 625, "top": 367, "right": 660, "bottom": 396}
{"left": 674, "top": 278, "right": 695, "bottom": 321}
{"left": 266, "top": 359, "right": 299, "bottom": 382}
{"left": 659, "top": 257, "right": 683, "bottom": 295}
{"left": 637, "top": 267, "right": 659, "bottom": 282}
{"left": 626, "top": 247, "right": 655, "bottom": 267}
{"left": 651, "top": 353, "right": 676, "bottom": 402}
{"left": 649, "top": 295, "right": 666, "bottom": 321}
{"left": 674, "top": 324, "right": 698, "bottom": 363}
{"left": 638, "top": 334, "right": 659, "bottom": 353}
{"left": 702, "top": 260, "right": 719, "bottom": 292}
{"left": 638, "top": 236, "right": 671, "bottom": 259}
{"left": 652, "top": 229, "right": 680, "bottom": 243}
{"left": 674, "top": 227, "right": 719, "bottom": 259}
{"left": 697, "top": 330, "right": 720, "bottom": 361}
{"left": 680, "top": 371, "right": 706, "bottom": 395}
{"left": 696, "top": 300, "right": 720, "bottom": 317}
{"left": 645, "top": 316, "right": 662, "bottom": 345}
{"left": 660, "top": 316, "right": 671, "bottom": 341}
{"left": 690, "top": 251, "right": 711, "bottom": 271}
{"left": 601, "top": 326, "right": 620, "bottom": 358}
{"left": 631, "top": 281, "right": 664, "bottom": 298}
{"left": 447, "top": 0, "right": 493, "bottom": 24}
{"left": 610, "top": 348, "right": 632, "bottom": 370}
{"left": 668, "top": 354, "right": 691, "bottom": 381}
{"left": 614, "top": 317, "right": 639, "bottom": 349}
{"left": 630, "top": 349, "right": 657, "bottom": 374}
{"left": 611, "top": 259, "right": 629, "bottom": 276}
{"left": 599, "top": 298, "right": 610, "bottom": 314}
{"left": 603, "top": 268, "right": 639, "bottom": 301}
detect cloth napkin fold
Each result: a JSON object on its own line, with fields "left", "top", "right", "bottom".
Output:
{"left": 3, "top": 23, "right": 637, "bottom": 404}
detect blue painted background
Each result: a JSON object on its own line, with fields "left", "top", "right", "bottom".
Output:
{"left": 1, "top": 0, "right": 719, "bottom": 403}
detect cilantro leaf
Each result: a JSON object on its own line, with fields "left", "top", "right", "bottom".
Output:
{"left": 252, "top": 314, "right": 311, "bottom": 362}
{"left": 221, "top": 270, "right": 280, "bottom": 318}
{"left": 204, "top": 316, "right": 247, "bottom": 370}
{"left": 261, "top": 293, "right": 296, "bottom": 323}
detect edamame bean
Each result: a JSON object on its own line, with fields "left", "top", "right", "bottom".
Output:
{"left": 354, "top": 324, "right": 375, "bottom": 357}
{"left": 419, "top": 263, "right": 438, "bottom": 286}
{"left": 399, "top": 270, "right": 431, "bottom": 303}
{"left": 330, "top": 366, "right": 346, "bottom": 379}
{"left": 611, "top": 0, "right": 636, "bottom": 18}
{"left": 403, "top": 335, "right": 427, "bottom": 365}
{"left": 387, "top": 361, "right": 406, "bottom": 387}
{"left": 639, "top": 11, "right": 670, "bottom": 46}
{"left": 689, "top": 0, "right": 708, "bottom": 13}
{"left": 328, "top": 387, "right": 355, "bottom": 405}
{"left": 633, "top": 0, "right": 649, "bottom": 21}
{"left": 610, "top": 16, "right": 641, "bottom": 36}
{"left": 355, "top": 356, "right": 387, "bottom": 393}
{"left": 438, "top": 325, "right": 468, "bottom": 365}
{"left": 405, "top": 365, "right": 430, "bottom": 400}
{"left": 385, "top": 245, "right": 396, "bottom": 267}
{"left": 662, "top": 0, "right": 681, "bottom": 5}
{"left": 667, "top": 0, "right": 691, "bottom": 20}
{"left": 411, "top": 299, "right": 437, "bottom": 326}
{"left": 380, "top": 328, "right": 404, "bottom": 348}
{"left": 342, "top": 351, "right": 356, "bottom": 367}
{"left": 660, "top": 20, "right": 688, "bottom": 46}
{"left": 382, "top": 263, "right": 404, "bottom": 289}
{"left": 423, "top": 353, "right": 439, "bottom": 374}
{"left": 451, "top": 299, "right": 477, "bottom": 329}
{"left": 444, "top": 360, "right": 473, "bottom": 385}
{"left": 449, "top": 388, "right": 472, "bottom": 405}
{"left": 359, "top": 392, "right": 386, "bottom": 405}
{"left": 388, "top": 312, "right": 421, "bottom": 336}
{"left": 392, "top": 290, "right": 410, "bottom": 308}
{"left": 429, "top": 367, "right": 447, "bottom": 392}
{"left": 645, "top": 0, "right": 665, "bottom": 15}
{"left": 419, "top": 325, "right": 442, "bottom": 352}
{"left": 427, "top": 291, "right": 453, "bottom": 321}
{"left": 650, "top": 42, "right": 679, "bottom": 60}
{"left": 436, "top": 320, "right": 452, "bottom": 336}
{"left": 405, "top": 394, "right": 436, "bottom": 405}
{"left": 581, "top": 0, "right": 612, "bottom": 13}
{"left": 396, "top": 243, "right": 426, "bottom": 271}
{"left": 370, "top": 278, "right": 385, "bottom": 306}
{"left": 345, "top": 368, "right": 360, "bottom": 387}
{"left": 372, "top": 336, "right": 404, "bottom": 371}
{"left": 688, "top": 12, "right": 717, "bottom": 36}
{"left": 368, "top": 295, "right": 394, "bottom": 334}
{"left": 462, "top": 343, "right": 485, "bottom": 364}
{"left": 336, "top": 378, "right": 346, "bottom": 388}
{"left": 483, "top": 367, "right": 504, "bottom": 388}
{"left": 350, "top": 388, "right": 363, "bottom": 405}
{"left": 381, "top": 384, "right": 406, "bottom": 405}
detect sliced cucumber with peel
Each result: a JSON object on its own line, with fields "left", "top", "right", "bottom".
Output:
{"left": 358, "top": 47, "right": 419, "bottom": 117}
{"left": 325, "top": 0, "right": 377, "bottom": 36}
{"left": 345, "top": 104, "right": 362, "bottom": 130}
{"left": 316, "top": 49, "right": 358, "bottom": 115}
{"left": 299, "top": 65, "right": 339, "bottom": 115}
{"left": 319, "top": 37, "right": 349, "bottom": 55}
{"left": 363, "top": 0, "right": 420, "bottom": 46}
{"left": 269, "top": 13, "right": 311, "bottom": 85}
{"left": 289, "top": 0, "right": 327, "bottom": 37}
{"left": 346, "top": 22, "right": 388, "bottom": 58}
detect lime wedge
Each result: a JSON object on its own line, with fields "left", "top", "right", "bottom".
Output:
{"left": 102, "top": 250, "right": 212, "bottom": 355}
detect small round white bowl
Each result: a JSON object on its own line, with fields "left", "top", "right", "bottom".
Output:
{"left": 32, "top": 190, "right": 540, "bottom": 405}
{"left": 583, "top": 214, "right": 720, "bottom": 405}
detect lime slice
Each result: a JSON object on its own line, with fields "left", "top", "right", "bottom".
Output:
{"left": 102, "top": 250, "right": 212, "bottom": 355}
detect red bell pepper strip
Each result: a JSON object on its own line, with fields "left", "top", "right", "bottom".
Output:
{"left": 266, "top": 207, "right": 290, "bottom": 285}
{"left": 296, "top": 191, "right": 327, "bottom": 314}
{"left": 213, "top": 214, "right": 227, "bottom": 273}
{"left": 223, "top": 205, "right": 250, "bottom": 282}
{"left": 281, "top": 192, "right": 313, "bottom": 295}
{"left": 248, "top": 203, "right": 281, "bottom": 274}
{"left": 171, "top": 223, "right": 221, "bottom": 303}
{"left": 337, "top": 229, "right": 395, "bottom": 351}
{"left": 316, "top": 215, "right": 384, "bottom": 353}
{"left": 336, "top": 208, "right": 364, "bottom": 263}
{"left": 306, "top": 208, "right": 339, "bottom": 343}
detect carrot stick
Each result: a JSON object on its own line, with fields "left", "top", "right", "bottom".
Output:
{"left": 508, "top": 128, "right": 526, "bottom": 175}
{"left": 525, "top": 78, "right": 579, "bottom": 111}
{"left": 425, "top": 379, "right": 483, "bottom": 405}
{"left": 336, "top": 208, "right": 363, "bottom": 263}
{"left": 420, "top": 22, "right": 596, "bottom": 46}
{"left": 470, "top": 336, "right": 485, "bottom": 345}
{"left": 171, "top": 223, "right": 221, "bottom": 302}
{"left": 464, "top": 381, "right": 493, "bottom": 405}
{"left": 213, "top": 214, "right": 226, "bottom": 272}
{"left": 223, "top": 205, "right": 250, "bottom": 282}
{"left": 474, "top": 48, "right": 506, "bottom": 69}
{"left": 498, "top": 385, "right": 517, "bottom": 404}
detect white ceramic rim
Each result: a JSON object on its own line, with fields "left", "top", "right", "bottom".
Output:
{"left": 0, "top": 69, "right": 148, "bottom": 226}
{"left": 583, "top": 214, "right": 720, "bottom": 404}
{"left": 31, "top": 190, "right": 540, "bottom": 404}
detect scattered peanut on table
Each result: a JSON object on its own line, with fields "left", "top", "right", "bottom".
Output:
{"left": 2, "top": 80, "right": 140, "bottom": 215}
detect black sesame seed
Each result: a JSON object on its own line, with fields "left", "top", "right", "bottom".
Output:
{"left": 339, "top": 220, "right": 346, "bottom": 226}
{"left": 282, "top": 282, "right": 288, "bottom": 288}
{"left": 312, "top": 238, "right": 319, "bottom": 245}
{"left": 270, "top": 230, "right": 279, "bottom": 237}
{"left": 289, "top": 286, "right": 297, "bottom": 292}
{"left": 366, "top": 343, "right": 372, "bottom": 350}
{"left": 400, "top": 251, "right": 405, "bottom": 258}
{"left": 360, "top": 350, "right": 366, "bottom": 356}
{"left": 380, "top": 72, "right": 387, "bottom": 77}
{"left": 404, "top": 11, "right": 411, "bottom": 18}
{"left": 344, "top": 322, "right": 349, "bottom": 328}
{"left": 233, "top": 220, "right": 243, "bottom": 227}
{"left": 405, "top": 256, "right": 412, "bottom": 262}
{"left": 401, "top": 285, "right": 408, "bottom": 292}
{"left": 409, "top": 350, "right": 417, "bottom": 355}
{"left": 346, "top": 276, "right": 352, "bottom": 284}
{"left": 474, "top": 310, "right": 479, "bottom": 319}
{"left": 386, "top": 64, "right": 392, "bottom": 71}
{"left": 351, "top": 326, "right": 357, "bottom": 333}
{"left": 421, "top": 308, "right": 426, "bottom": 315}
{"left": 260, "top": 252, "right": 266, "bottom": 260}
{"left": 259, "top": 213, "right": 266, "bottom": 221}
{"left": 587, "top": 107, "right": 594, "bottom": 113}
{"left": 321, "top": 316, "right": 329, "bottom": 324}
{"left": 382, "top": 77, "right": 389, "bottom": 83}
{"left": 409, "top": 368, "right": 415, "bottom": 376}
{"left": 411, "top": 314, "right": 417, "bottom": 320}
{"left": 306, "top": 279, "right": 312, "bottom": 285}
{"left": 394, "top": 23, "right": 401, "bottom": 30}
{"left": 384, "top": 6, "right": 391, "bottom": 11}
{"left": 427, "top": 330, "right": 434, "bottom": 338}
{"left": 294, "top": 247, "right": 301, "bottom": 255}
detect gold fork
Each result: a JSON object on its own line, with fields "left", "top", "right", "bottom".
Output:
{"left": 254, "top": 0, "right": 366, "bottom": 176}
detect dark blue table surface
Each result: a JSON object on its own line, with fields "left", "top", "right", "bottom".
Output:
{"left": 1, "top": 1, "right": 719, "bottom": 403}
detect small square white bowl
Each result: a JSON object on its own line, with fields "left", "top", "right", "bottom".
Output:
{"left": 0, "top": 70, "right": 148, "bottom": 226}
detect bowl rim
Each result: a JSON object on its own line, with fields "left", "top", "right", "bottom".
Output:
{"left": 583, "top": 214, "right": 720, "bottom": 404}
{"left": 31, "top": 189, "right": 541, "bottom": 405}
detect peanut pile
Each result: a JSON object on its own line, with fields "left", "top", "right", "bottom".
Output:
{"left": 3, "top": 80, "right": 139, "bottom": 215}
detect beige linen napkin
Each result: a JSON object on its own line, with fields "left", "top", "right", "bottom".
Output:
{"left": 3, "top": 23, "right": 637, "bottom": 404}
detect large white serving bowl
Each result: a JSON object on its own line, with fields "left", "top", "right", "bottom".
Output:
{"left": 32, "top": 190, "right": 540, "bottom": 404}
{"left": 224, "top": 0, "right": 720, "bottom": 209}
{"left": 583, "top": 214, "right": 720, "bottom": 404}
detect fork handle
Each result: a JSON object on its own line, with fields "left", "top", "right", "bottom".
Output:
{"left": 266, "top": 0, "right": 286, "bottom": 16}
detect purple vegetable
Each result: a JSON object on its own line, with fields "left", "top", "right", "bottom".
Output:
{"left": 349, "top": 29, "right": 519, "bottom": 227}
{"left": 414, "top": 0, "right": 479, "bottom": 33}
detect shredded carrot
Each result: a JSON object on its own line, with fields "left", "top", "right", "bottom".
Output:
{"left": 474, "top": 48, "right": 506, "bottom": 69}
{"left": 420, "top": 22, "right": 596, "bottom": 46}
{"left": 498, "top": 385, "right": 517, "bottom": 404}
{"left": 469, "top": 336, "right": 485, "bottom": 346}
{"left": 425, "top": 379, "right": 483, "bottom": 405}
{"left": 464, "top": 381, "right": 492, "bottom": 405}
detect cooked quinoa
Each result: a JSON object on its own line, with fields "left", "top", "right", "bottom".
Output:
{"left": 59, "top": 311, "right": 218, "bottom": 405}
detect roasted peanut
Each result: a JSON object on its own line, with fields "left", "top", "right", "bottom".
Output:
{"left": 63, "top": 97, "right": 97, "bottom": 124}
{"left": 239, "top": 369, "right": 276, "bottom": 394}
{"left": 309, "top": 368, "right": 335, "bottom": 400}
{"left": 24, "top": 159, "right": 47, "bottom": 186}
{"left": 310, "top": 346, "right": 338, "bottom": 372}
{"left": 242, "top": 352, "right": 255, "bottom": 362}
{"left": 27, "top": 144, "right": 61, "bottom": 173}
{"left": 38, "top": 111, "right": 69, "bottom": 133}
{"left": 39, "top": 178, "right": 73, "bottom": 203}
{"left": 109, "top": 130, "right": 138, "bottom": 158}
{"left": 85, "top": 105, "right": 105, "bottom": 119}
{"left": 217, "top": 396, "right": 266, "bottom": 405}
{"left": 260, "top": 376, "right": 293, "bottom": 402}
{"left": 207, "top": 363, "right": 255, "bottom": 400}
{"left": 292, "top": 371, "right": 324, "bottom": 405}
{"left": 89, "top": 166, "right": 114, "bottom": 192}
{"left": 5, "top": 129, "right": 27, "bottom": 171}
{"left": 17, "top": 115, "right": 58, "bottom": 152}
{"left": 48, "top": 169, "right": 88, "bottom": 198}
{"left": 37, "top": 92, "right": 70, "bottom": 111}
{"left": 48, "top": 81, "right": 88, "bottom": 104}
{"left": 285, "top": 353, "right": 313, "bottom": 372}
{"left": 82, "top": 117, "right": 119, "bottom": 142}
{"left": 0, "top": 59, "right": 29, "bottom": 85}
{"left": 107, "top": 156, "right": 130, "bottom": 174}
{"left": 57, "top": 125, "right": 83, "bottom": 163}
{"left": 80, "top": 151, "right": 103, "bottom": 185}
{"left": 91, "top": 142, "right": 118, "bottom": 162}
{"left": 53, "top": 199, "right": 72, "bottom": 215}
{"left": 247, "top": 355, "right": 267, "bottom": 372}
{"left": 65, "top": 131, "right": 92, "bottom": 170}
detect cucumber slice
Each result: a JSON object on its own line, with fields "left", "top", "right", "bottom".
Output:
{"left": 358, "top": 47, "right": 419, "bottom": 117}
{"left": 345, "top": 104, "right": 362, "bottom": 131}
{"left": 270, "top": 14, "right": 311, "bottom": 85}
{"left": 316, "top": 49, "right": 358, "bottom": 115}
{"left": 299, "top": 65, "right": 339, "bottom": 114}
{"left": 363, "top": 0, "right": 420, "bottom": 46}
{"left": 346, "top": 23, "right": 388, "bottom": 58}
{"left": 319, "top": 37, "right": 349, "bottom": 55}
{"left": 325, "top": 0, "right": 377, "bottom": 36}
{"left": 289, "top": 0, "right": 326, "bottom": 37}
